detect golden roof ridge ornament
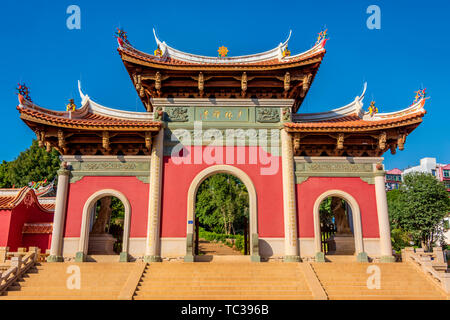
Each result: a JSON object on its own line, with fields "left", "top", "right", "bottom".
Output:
{"left": 218, "top": 46, "right": 229, "bottom": 58}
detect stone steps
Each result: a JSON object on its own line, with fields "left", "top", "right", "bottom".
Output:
{"left": 133, "top": 262, "right": 314, "bottom": 300}
{"left": 311, "top": 262, "right": 447, "bottom": 300}
{"left": 0, "top": 262, "right": 136, "bottom": 300}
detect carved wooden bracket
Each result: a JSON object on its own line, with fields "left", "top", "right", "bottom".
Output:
{"left": 398, "top": 132, "right": 406, "bottom": 151}
{"left": 293, "top": 133, "right": 301, "bottom": 155}
{"left": 145, "top": 132, "right": 152, "bottom": 151}
{"left": 102, "top": 131, "right": 111, "bottom": 151}
{"left": 241, "top": 72, "right": 247, "bottom": 97}
{"left": 302, "top": 74, "right": 312, "bottom": 91}
{"left": 57, "top": 129, "right": 68, "bottom": 154}
{"left": 198, "top": 72, "right": 204, "bottom": 97}
{"left": 155, "top": 71, "right": 162, "bottom": 96}
{"left": 35, "top": 129, "right": 45, "bottom": 148}
{"left": 337, "top": 133, "right": 345, "bottom": 150}
{"left": 378, "top": 132, "right": 387, "bottom": 150}
{"left": 284, "top": 72, "right": 291, "bottom": 92}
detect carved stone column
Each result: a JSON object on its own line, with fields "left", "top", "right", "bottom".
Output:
{"left": 280, "top": 129, "right": 300, "bottom": 262}
{"left": 374, "top": 164, "right": 395, "bottom": 262}
{"left": 144, "top": 130, "right": 164, "bottom": 262}
{"left": 48, "top": 162, "right": 71, "bottom": 262}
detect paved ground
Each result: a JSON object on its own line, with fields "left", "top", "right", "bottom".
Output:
{"left": 198, "top": 239, "right": 243, "bottom": 255}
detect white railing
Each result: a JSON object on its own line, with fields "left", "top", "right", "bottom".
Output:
{"left": 0, "top": 247, "right": 39, "bottom": 294}
{"left": 402, "top": 247, "right": 450, "bottom": 294}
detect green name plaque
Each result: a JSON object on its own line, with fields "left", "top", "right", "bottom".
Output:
{"left": 195, "top": 107, "right": 249, "bottom": 122}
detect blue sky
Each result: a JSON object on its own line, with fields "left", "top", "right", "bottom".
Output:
{"left": 0, "top": 0, "right": 448, "bottom": 169}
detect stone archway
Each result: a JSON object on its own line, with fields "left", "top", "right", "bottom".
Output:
{"left": 185, "top": 165, "right": 260, "bottom": 262}
{"left": 76, "top": 189, "right": 131, "bottom": 262}
{"left": 313, "top": 190, "right": 367, "bottom": 262}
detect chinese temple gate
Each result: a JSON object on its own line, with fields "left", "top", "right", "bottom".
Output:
{"left": 17, "top": 29, "right": 426, "bottom": 263}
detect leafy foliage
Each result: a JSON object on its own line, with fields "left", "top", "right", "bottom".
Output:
{"left": 0, "top": 140, "right": 60, "bottom": 188}
{"left": 199, "top": 227, "right": 245, "bottom": 254}
{"left": 195, "top": 174, "right": 249, "bottom": 235}
{"left": 388, "top": 172, "right": 450, "bottom": 251}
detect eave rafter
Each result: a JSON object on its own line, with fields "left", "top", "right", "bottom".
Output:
{"left": 288, "top": 123, "right": 420, "bottom": 157}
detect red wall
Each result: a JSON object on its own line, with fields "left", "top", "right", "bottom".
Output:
{"left": 0, "top": 210, "right": 11, "bottom": 248}
{"left": 0, "top": 193, "right": 54, "bottom": 252}
{"left": 160, "top": 146, "right": 284, "bottom": 238}
{"left": 296, "top": 177, "right": 380, "bottom": 238}
{"left": 64, "top": 176, "right": 149, "bottom": 237}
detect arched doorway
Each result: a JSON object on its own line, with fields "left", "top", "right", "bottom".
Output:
{"left": 319, "top": 196, "right": 355, "bottom": 255}
{"left": 77, "top": 189, "right": 131, "bottom": 262}
{"left": 194, "top": 173, "right": 250, "bottom": 257}
{"left": 313, "top": 190, "right": 367, "bottom": 262}
{"left": 185, "top": 165, "right": 260, "bottom": 262}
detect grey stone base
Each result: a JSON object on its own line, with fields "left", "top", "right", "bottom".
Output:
{"left": 184, "top": 254, "right": 194, "bottom": 262}
{"left": 144, "top": 255, "right": 162, "bottom": 263}
{"left": 75, "top": 252, "right": 85, "bottom": 262}
{"left": 47, "top": 255, "right": 64, "bottom": 263}
{"left": 380, "top": 255, "right": 396, "bottom": 263}
{"left": 283, "top": 255, "right": 301, "bottom": 262}
{"left": 120, "top": 252, "right": 129, "bottom": 262}
{"left": 315, "top": 252, "right": 325, "bottom": 262}
{"left": 357, "top": 252, "right": 369, "bottom": 262}
{"left": 251, "top": 254, "right": 261, "bottom": 262}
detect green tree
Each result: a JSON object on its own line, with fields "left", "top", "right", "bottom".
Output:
{"left": 195, "top": 174, "right": 249, "bottom": 235}
{"left": 0, "top": 140, "right": 60, "bottom": 188}
{"left": 389, "top": 172, "right": 450, "bottom": 251}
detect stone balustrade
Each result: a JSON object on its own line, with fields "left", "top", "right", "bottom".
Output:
{"left": 0, "top": 247, "right": 39, "bottom": 294}
{"left": 402, "top": 247, "right": 450, "bottom": 294}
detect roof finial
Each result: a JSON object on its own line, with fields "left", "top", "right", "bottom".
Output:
{"left": 78, "top": 80, "right": 88, "bottom": 102}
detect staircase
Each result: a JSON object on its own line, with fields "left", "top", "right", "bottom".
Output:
{"left": 0, "top": 262, "right": 136, "bottom": 300}
{"left": 133, "top": 262, "right": 314, "bottom": 300}
{"left": 311, "top": 262, "right": 448, "bottom": 300}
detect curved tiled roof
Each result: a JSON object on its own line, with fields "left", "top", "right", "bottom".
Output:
{"left": 118, "top": 29, "right": 327, "bottom": 69}
{"left": 17, "top": 90, "right": 162, "bottom": 131}
{"left": 287, "top": 96, "right": 427, "bottom": 132}
{"left": 0, "top": 187, "right": 54, "bottom": 213}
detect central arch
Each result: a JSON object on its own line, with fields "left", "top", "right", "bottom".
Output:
{"left": 185, "top": 165, "right": 259, "bottom": 262}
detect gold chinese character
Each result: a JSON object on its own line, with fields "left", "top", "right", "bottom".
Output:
{"left": 237, "top": 110, "right": 242, "bottom": 119}
{"left": 203, "top": 110, "right": 209, "bottom": 120}
{"left": 225, "top": 112, "right": 233, "bottom": 120}
{"left": 213, "top": 110, "right": 221, "bottom": 118}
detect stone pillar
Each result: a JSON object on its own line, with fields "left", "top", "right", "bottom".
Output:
{"left": 374, "top": 164, "right": 395, "bottom": 262}
{"left": 144, "top": 129, "right": 164, "bottom": 262}
{"left": 48, "top": 162, "right": 70, "bottom": 262}
{"left": 280, "top": 129, "right": 300, "bottom": 262}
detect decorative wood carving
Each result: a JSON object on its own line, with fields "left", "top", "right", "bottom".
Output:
{"left": 241, "top": 72, "right": 247, "bottom": 97}
{"left": 284, "top": 72, "right": 290, "bottom": 93}
{"left": 337, "top": 133, "right": 345, "bottom": 150}
{"left": 102, "top": 131, "right": 111, "bottom": 151}
{"left": 293, "top": 133, "right": 301, "bottom": 155}
{"left": 378, "top": 132, "right": 387, "bottom": 150}
{"left": 398, "top": 133, "right": 406, "bottom": 151}
{"left": 198, "top": 72, "right": 204, "bottom": 97}
{"left": 145, "top": 132, "right": 152, "bottom": 151}
{"left": 155, "top": 71, "right": 162, "bottom": 96}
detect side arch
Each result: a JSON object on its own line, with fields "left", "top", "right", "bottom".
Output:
{"left": 312, "top": 189, "right": 365, "bottom": 259}
{"left": 185, "top": 165, "right": 259, "bottom": 261}
{"left": 77, "top": 189, "right": 131, "bottom": 261}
